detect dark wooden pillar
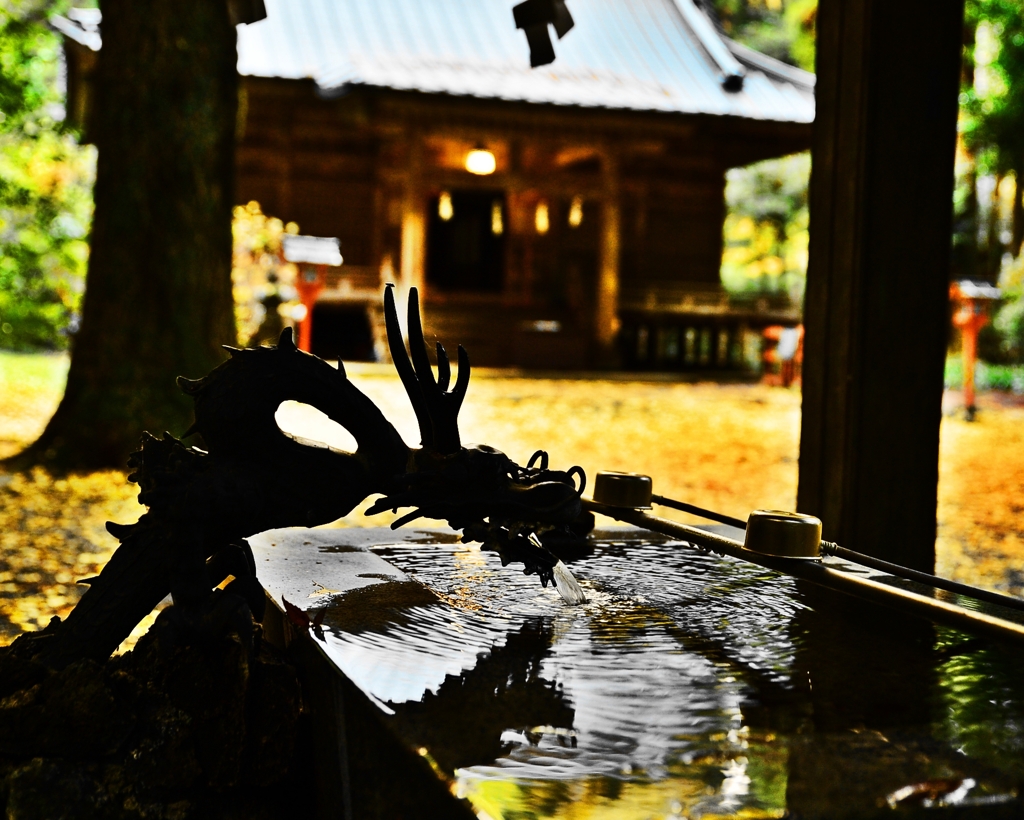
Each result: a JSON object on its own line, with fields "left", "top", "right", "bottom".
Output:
{"left": 797, "top": 0, "right": 965, "bottom": 570}
{"left": 595, "top": 152, "right": 621, "bottom": 361}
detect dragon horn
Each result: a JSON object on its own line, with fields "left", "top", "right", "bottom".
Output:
{"left": 407, "top": 287, "right": 437, "bottom": 390}
{"left": 453, "top": 344, "right": 470, "bottom": 412}
{"left": 384, "top": 284, "right": 434, "bottom": 447}
{"left": 277, "top": 327, "right": 297, "bottom": 352}
{"left": 405, "top": 286, "right": 468, "bottom": 455}
{"left": 435, "top": 342, "right": 451, "bottom": 392}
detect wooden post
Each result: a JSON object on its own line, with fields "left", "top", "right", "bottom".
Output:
{"left": 950, "top": 281, "right": 999, "bottom": 421}
{"left": 400, "top": 203, "right": 425, "bottom": 295}
{"left": 961, "top": 306, "right": 980, "bottom": 418}
{"left": 595, "top": 153, "right": 621, "bottom": 362}
{"left": 400, "top": 135, "right": 425, "bottom": 299}
{"left": 797, "top": 0, "right": 965, "bottom": 570}
{"left": 294, "top": 264, "right": 325, "bottom": 352}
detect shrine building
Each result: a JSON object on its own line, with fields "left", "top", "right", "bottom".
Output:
{"left": 58, "top": 0, "right": 814, "bottom": 369}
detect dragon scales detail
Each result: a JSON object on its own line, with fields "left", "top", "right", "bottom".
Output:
{"left": 16, "top": 286, "right": 589, "bottom": 670}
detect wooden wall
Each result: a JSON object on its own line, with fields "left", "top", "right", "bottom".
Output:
{"left": 236, "top": 80, "right": 378, "bottom": 267}
{"left": 235, "top": 80, "right": 811, "bottom": 365}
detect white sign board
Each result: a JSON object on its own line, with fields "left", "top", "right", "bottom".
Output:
{"left": 956, "top": 280, "right": 1001, "bottom": 300}
{"left": 282, "top": 235, "right": 343, "bottom": 266}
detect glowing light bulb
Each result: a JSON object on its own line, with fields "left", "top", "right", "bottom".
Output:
{"left": 465, "top": 149, "right": 496, "bottom": 175}
{"left": 491, "top": 200, "right": 504, "bottom": 235}
{"left": 568, "top": 196, "right": 583, "bottom": 228}
{"left": 438, "top": 191, "right": 453, "bottom": 221}
{"left": 535, "top": 202, "right": 549, "bottom": 235}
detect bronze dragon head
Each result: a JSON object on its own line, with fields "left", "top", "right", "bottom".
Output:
{"left": 21, "top": 285, "right": 589, "bottom": 669}
{"left": 368, "top": 285, "right": 588, "bottom": 599}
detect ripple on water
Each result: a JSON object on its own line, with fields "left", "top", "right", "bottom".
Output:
{"left": 313, "top": 536, "right": 1024, "bottom": 819}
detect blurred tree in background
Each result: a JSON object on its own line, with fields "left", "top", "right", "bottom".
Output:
{"left": 0, "top": 1, "right": 94, "bottom": 351}
{"left": 13, "top": 0, "right": 238, "bottom": 469}
{"left": 712, "top": 0, "right": 1024, "bottom": 365}
{"left": 721, "top": 152, "right": 810, "bottom": 302}
{"left": 711, "top": 0, "right": 813, "bottom": 302}
{"left": 954, "top": 0, "right": 1024, "bottom": 366}
{"left": 231, "top": 201, "right": 300, "bottom": 347}
{"left": 955, "top": 0, "right": 1024, "bottom": 283}
{"left": 992, "top": 258, "right": 1024, "bottom": 362}
{"left": 710, "top": 0, "right": 816, "bottom": 71}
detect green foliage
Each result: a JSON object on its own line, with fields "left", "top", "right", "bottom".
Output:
{"left": 945, "top": 354, "right": 1024, "bottom": 393}
{"left": 711, "top": 3, "right": 814, "bottom": 302}
{"left": 953, "top": 0, "right": 1024, "bottom": 282}
{"left": 231, "top": 201, "right": 300, "bottom": 346}
{"left": 0, "top": 3, "right": 56, "bottom": 130}
{"left": 0, "top": 0, "right": 94, "bottom": 351}
{"left": 960, "top": 0, "right": 1024, "bottom": 176}
{"left": 956, "top": 2, "right": 1024, "bottom": 361}
{"left": 988, "top": 255, "right": 1024, "bottom": 362}
{"left": 721, "top": 152, "right": 810, "bottom": 301}
{"left": 710, "top": 0, "right": 816, "bottom": 72}
{"left": 992, "top": 298, "right": 1024, "bottom": 361}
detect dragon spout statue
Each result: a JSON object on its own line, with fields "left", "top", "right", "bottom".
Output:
{"left": 16, "top": 286, "right": 589, "bottom": 670}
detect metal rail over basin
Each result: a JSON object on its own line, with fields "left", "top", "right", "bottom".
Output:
{"left": 584, "top": 498, "right": 1024, "bottom": 647}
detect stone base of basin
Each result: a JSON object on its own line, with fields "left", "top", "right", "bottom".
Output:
{"left": 250, "top": 526, "right": 478, "bottom": 820}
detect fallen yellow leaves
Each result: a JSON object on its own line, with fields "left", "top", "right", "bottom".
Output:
{"left": 937, "top": 394, "right": 1024, "bottom": 595}
{"left": 282, "top": 367, "right": 802, "bottom": 529}
{"left": 0, "top": 467, "right": 141, "bottom": 643}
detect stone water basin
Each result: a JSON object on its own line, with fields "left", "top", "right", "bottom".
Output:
{"left": 249, "top": 527, "right": 1024, "bottom": 820}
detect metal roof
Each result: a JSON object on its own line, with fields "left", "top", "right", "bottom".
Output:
{"left": 53, "top": 1, "right": 814, "bottom": 124}
{"left": 236, "top": 0, "right": 814, "bottom": 123}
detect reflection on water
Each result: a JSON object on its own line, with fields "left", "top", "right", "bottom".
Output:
{"left": 312, "top": 533, "right": 1024, "bottom": 819}
{"left": 389, "top": 618, "right": 576, "bottom": 774}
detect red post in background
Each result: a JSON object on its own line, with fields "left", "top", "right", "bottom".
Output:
{"left": 762, "top": 325, "right": 804, "bottom": 387}
{"left": 282, "top": 235, "right": 342, "bottom": 353}
{"left": 950, "top": 281, "right": 1001, "bottom": 421}
{"left": 294, "top": 264, "right": 325, "bottom": 352}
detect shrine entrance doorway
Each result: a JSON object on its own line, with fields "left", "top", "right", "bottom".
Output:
{"left": 426, "top": 190, "right": 506, "bottom": 293}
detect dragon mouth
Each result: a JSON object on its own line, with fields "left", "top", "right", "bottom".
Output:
{"left": 365, "top": 472, "right": 589, "bottom": 605}
{"left": 462, "top": 520, "right": 588, "bottom": 605}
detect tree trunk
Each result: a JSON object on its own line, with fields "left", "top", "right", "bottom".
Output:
{"left": 985, "top": 172, "right": 1004, "bottom": 281}
{"left": 957, "top": 160, "right": 980, "bottom": 281}
{"left": 14, "top": 0, "right": 237, "bottom": 469}
{"left": 1012, "top": 165, "right": 1024, "bottom": 258}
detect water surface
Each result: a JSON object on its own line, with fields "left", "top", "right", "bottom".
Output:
{"left": 314, "top": 530, "right": 1024, "bottom": 819}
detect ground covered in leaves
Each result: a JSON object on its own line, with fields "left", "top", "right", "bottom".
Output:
{"left": 1, "top": 352, "right": 1023, "bottom": 644}
{"left": 936, "top": 389, "right": 1024, "bottom": 592}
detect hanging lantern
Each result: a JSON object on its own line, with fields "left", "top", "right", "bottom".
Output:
{"left": 535, "top": 201, "right": 550, "bottom": 235}
{"left": 568, "top": 196, "right": 583, "bottom": 228}
{"left": 438, "top": 191, "right": 454, "bottom": 221}
{"left": 465, "top": 148, "right": 496, "bottom": 175}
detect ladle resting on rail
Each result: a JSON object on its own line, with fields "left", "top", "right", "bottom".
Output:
{"left": 11, "top": 285, "right": 588, "bottom": 671}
